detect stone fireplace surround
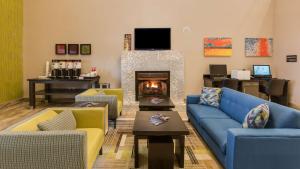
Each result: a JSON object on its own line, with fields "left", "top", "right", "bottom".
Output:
{"left": 121, "top": 50, "right": 184, "bottom": 105}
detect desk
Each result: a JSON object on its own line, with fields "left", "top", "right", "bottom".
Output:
{"left": 203, "top": 74, "right": 260, "bottom": 97}
{"left": 203, "top": 74, "right": 289, "bottom": 106}
{"left": 28, "top": 76, "right": 100, "bottom": 108}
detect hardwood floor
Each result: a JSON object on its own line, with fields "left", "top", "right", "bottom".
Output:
{"left": 0, "top": 99, "right": 75, "bottom": 131}
{"left": 0, "top": 100, "right": 42, "bottom": 130}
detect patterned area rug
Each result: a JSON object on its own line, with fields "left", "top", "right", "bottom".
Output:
{"left": 93, "top": 121, "right": 223, "bottom": 169}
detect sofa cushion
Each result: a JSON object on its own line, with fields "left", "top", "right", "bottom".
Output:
{"left": 81, "top": 89, "right": 99, "bottom": 96}
{"left": 199, "top": 87, "right": 222, "bottom": 108}
{"left": 200, "top": 118, "right": 242, "bottom": 153}
{"left": 220, "top": 88, "right": 265, "bottom": 124}
{"left": 220, "top": 88, "right": 300, "bottom": 128}
{"left": 266, "top": 102, "right": 300, "bottom": 128}
{"left": 188, "top": 104, "right": 230, "bottom": 122}
{"left": 12, "top": 110, "right": 58, "bottom": 132}
{"left": 243, "top": 104, "right": 270, "bottom": 128}
{"left": 77, "top": 128, "right": 104, "bottom": 169}
{"left": 38, "top": 110, "right": 77, "bottom": 131}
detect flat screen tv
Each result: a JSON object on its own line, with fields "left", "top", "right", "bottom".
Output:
{"left": 134, "top": 28, "right": 171, "bottom": 50}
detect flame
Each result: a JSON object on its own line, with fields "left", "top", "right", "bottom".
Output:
{"left": 146, "top": 81, "right": 159, "bottom": 88}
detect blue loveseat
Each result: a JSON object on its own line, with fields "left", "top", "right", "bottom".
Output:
{"left": 187, "top": 87, "right": 300, "bottom": 169}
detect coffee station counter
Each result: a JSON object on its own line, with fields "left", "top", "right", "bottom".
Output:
{"left": 27, "top": 76, "right": 100, "bottom": 108}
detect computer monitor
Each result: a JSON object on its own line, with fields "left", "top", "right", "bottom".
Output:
{"left": 209, "top": 64, "right": 227, "bottom": 77}
{"left": 253, "top": 65, "right": 272, "bottom": 77}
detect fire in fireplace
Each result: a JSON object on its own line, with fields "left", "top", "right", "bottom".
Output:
{"left": 135, "top": 71, "right": 170, "bottom": 101}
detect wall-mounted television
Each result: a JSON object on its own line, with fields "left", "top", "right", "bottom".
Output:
{"left": 134, "top": 28, "right": 171, "bottom": 50}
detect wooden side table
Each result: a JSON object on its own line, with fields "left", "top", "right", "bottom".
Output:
{"left": 27, "top": 76, "right": 100, "bottom": 108}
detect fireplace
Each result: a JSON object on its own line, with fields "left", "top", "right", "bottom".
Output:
{"left": 135, "top": 71, "right": 170, "bottom": 101}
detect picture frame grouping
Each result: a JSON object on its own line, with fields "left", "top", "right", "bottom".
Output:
{"left": 55, "top": 44, "right": 91, "bottom": 55}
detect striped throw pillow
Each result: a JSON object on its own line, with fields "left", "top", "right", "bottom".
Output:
{"left": 38, "top": 110, "right": 77, "bottom": 131}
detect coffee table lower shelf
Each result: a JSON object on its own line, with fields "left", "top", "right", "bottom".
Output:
{"left": 134, "top": 135, "right": 185, "bottom": 168}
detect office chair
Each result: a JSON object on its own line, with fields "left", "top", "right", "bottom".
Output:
{"left": 265, "top": 79, "right": 286, "bottom": 102}
{"left": 221, "top": 79, "right": 239, "bottom": 91}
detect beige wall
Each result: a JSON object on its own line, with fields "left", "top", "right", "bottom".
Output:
{"left": 274, "top": 0, "right": 300, "bottom": 106}
{"left": 23, "top": 0, "right": 275, "bottom": 98}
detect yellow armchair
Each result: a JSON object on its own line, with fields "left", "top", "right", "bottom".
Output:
{"left": 1, "top": 107, "right": 106, "bottom": 169}
{"left": 75, "top": 88, "right": 124, "bottom": 128}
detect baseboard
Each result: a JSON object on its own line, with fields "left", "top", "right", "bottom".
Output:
{"left": 290, "top": 102, "right": 300, "bottom": 110}
{"left": 0, "top": 98, "right": 25, "bottom": 109}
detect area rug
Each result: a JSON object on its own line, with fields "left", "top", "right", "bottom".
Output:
{"left": 93, "top": 122, "right": 223, "bottom": 169}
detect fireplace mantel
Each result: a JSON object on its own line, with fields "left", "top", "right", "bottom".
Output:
{"left": 121, "top": 50, "right": 184, "bottom": 105}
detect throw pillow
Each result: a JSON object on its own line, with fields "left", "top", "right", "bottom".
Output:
{"left": 199, "top": 87, "right": 222, "bottom": 108}
{"left": 242, "top": 103, "right": 270, "bottom": 128}
{"left": 95, "top": 90, "right": 106, "bottom": 96}
{"left": 38, "top": 110, "right": 77, "bottom": 131}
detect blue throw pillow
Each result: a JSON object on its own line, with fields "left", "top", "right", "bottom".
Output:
{"left": 199, "top": 87, "right": 222, "bottom": 108}
{"left": 243, "top": 103, "right": 270, "bottom": 128}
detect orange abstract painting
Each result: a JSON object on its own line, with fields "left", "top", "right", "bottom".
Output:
{"left": 245, "top": 38, "right": 273, "bottom": 57}
{"left": 204, "top": 38, "right": 232, "bottom": 57}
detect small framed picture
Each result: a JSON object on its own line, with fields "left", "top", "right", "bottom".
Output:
{"left": 68, "top": 44, "right": 79, "bottom": 55}
{"left": 80, "top": 44, "right": 92, "bottom": 55}
{"left": 124, "top": 34, "right": 132, "bottom": 51}
{"left": 55, "top": 44, "right": 67, "bottom": 55}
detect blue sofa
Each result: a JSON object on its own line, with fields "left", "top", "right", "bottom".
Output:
{"left": 187, "top": 87, "right": 300, "bottom": 169}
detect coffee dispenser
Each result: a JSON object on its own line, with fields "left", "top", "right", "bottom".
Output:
{"left": 74, "top": 60, "right": 82, "bottom": 78}
{"left": 51, "top": 60, "right": 60, "bottom": 78}
{"left": 58, "top": 60, "right": 67, "bottom": 78}
{"left": 51, "top": 60, "right": 81, "bottom": 79}
{"left": 66, "top": 60, "right": 74, "bottom": 79}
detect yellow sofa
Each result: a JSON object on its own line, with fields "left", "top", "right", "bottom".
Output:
{"left": 75, "top": 88, "right": 123, "bottom": 128}
{"left": 0, "top": 107, "right": 107, "bottom": 169}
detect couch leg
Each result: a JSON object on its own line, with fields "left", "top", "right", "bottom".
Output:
{"left": 188, "top": 118, "right": 190, "bottom": 122}
{"left": 114, "top": 120, "right": 117, "bottom": 129}
{"left": 99, "top": 148, "right": 103, "bottom": 155}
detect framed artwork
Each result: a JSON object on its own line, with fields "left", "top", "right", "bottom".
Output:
{"left": 68, "top": 44, "right": 79, "bottom": 55}
{"left": 245, "top": 38, "right": 273, "bottom": 57}
{"left": 80, "top": 44, "right": 91, "bottom": 55}
{"left": 124, "top": 34, "right": 132, "bottom": 51}
{"left": 204, "top": 38, "right": 232, "bottom": 57}
{"left": 55, "top": 44, "right": 67, "bottom": 55}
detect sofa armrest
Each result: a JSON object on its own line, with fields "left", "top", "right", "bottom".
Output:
{"left": 186, "top": 95, "right": 201, "bottom": 104}
{"left": 75, "top": 94, "right": 118, "bottom": 120}
{"left": 0, "top": 131, "right": 87, "bottom": 169}
{"left": 53, "top": 108, "right": 106, "bottom": 130}
{"left": 103, "top": 88, "right": 123, "bottom": 115}
{"left": 226, "top": 128, "right": 300, "bottom": 169}
{"left": 102, "top": 88, "right": 124, "bottom": 102}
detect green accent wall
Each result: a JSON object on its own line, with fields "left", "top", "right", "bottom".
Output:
{"left": 0, "top": 0, "right": 23, "bottom": 104}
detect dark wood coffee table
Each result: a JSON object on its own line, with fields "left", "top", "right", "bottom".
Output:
{"left": 139, "top": 97, "right": 175, "bottom": 111}
{"left": 133, "top": 111, "right": 189, "bottom": 168}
